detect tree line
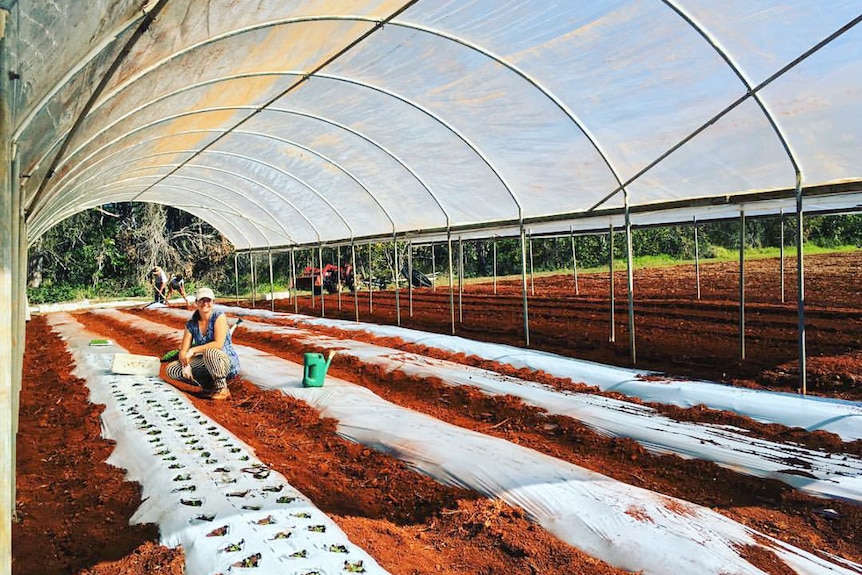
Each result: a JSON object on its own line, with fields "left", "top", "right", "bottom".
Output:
{"left": 26, "top": 202, "right": 862, "bottom": 303}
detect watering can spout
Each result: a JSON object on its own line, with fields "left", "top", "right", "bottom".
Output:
{"left": 324, "top": 350, "right": 336, "bottom": 371}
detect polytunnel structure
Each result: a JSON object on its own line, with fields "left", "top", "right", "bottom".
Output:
{"left": 2, "top": 1, "right": 862, "bottom": 570}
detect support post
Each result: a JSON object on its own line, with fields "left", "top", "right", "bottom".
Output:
{"left": 520, "top": 223, "right": 530, "bottom": 347}
{"left": 447, "top": 232, "right": 455, "bottom": 334}
{"left": 739, "top": 209, "right": 746, "bottom": 360}
{"left": 337, "top": 247, "right": 343, "bottom": 311}
{"left": 570, "top": 226, "right": 579, "bottom": 295}
{"left": 624, "top": 198, "right": 636, "bottom": 364}
{"left": 250, "top": 252, "right": 257, "bottom": 309}
{"left": 291, "top": 247, "right": 298, "bottom": 314}
{"left": 268, "top": 248, "right": 274, "bottom": 312}
{"left": 368, "top": 243, "right": 373, "bottom": 313}
{"left": 318, "top": 244, "right": 325, "bottom": 318}
{"left": 458, "top": 236, "right": 463, "bottom": 324}
{"left": 234, "top": 253, "right": 239, "bottom": 305}
{"left": 407, "top": 240, "right": 413, "bottom": 317}
{"left": 492, "top": 239, "right": 497, "bottom": 295}
{"left": 309, "top": 249, "right": 316, "bottom": 310}
{"left": 431, "top": 244, "right": 436, "bottom": 291}
{"left": 795, "top": 181, "right": 808, "bottom": 394}
{"left": 529, "top": 231, "right": 535, "bottom": 296}
{"left": 2, "top": 14, "right": 18, "bottom": 567}
{"left": 694, "top": 216, "right": 701, "bottom": 300}
{"left": 351, "top": 241, "right": 359, "bottom": 322}
{"left": 780, "top": 209, "right": 785, "bottom": 304}
{"left": 609, "top": 224, "right": 615, "bottom": 343}
{"left": 393, "top": 233, "right": 401, "bottom": 326}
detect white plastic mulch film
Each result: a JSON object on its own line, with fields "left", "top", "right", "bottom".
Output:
{"left": 10, "top": 1, "right": 862, "bottom": 249}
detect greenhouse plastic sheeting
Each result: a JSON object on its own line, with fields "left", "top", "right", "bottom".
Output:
{"left": 8, "top": 1, "right": 862, "bottom": 249}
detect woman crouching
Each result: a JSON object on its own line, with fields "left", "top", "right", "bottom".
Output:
{"left": 166, "top": 287, "right": 240, "bottom": 400}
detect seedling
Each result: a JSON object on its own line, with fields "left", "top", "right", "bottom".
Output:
{"left": 255, "top": 515, "right": 275, "bottom": 525}
{"left": 344, "top": 560, "right": 366, "bottom": 573}
{"left": 242, "top": 505, "right": 262, "bottom": 511}
{"left": 289, "top": 550, "right": 307, "bottom": 559}
{"left": 307, "top": 525, "right": 326, "bottom": 533}
{"left": 276, "top": 496, "right": 296, "bottom": 504}
{"left": 207, "top": 525, "right": 229, "bottom": 537}
{"left": 231, "top": 553, "right": 261, "bottom": 568}
{"left": 194, "top": 513, "right": 216, "bottom": 522}
{"left": 173, "top": 473, "right": 191, "bottom": 482}
{"left": 262, "top": 485, "right": 283, "bottom": 493}
{"left": 227, "top": 490, "right": 249, "bottom": 498}
{"left": 328, "top": 544, "right": 348, "bottom": 553}
{"left": 172, "top": 485, "right": 196, "bottom": 494}
{"left": 270, "top": 531, "right": 291, "bottom": 540}
{"left": 180, "top": 498, "right": 202, "bottom": 507}
{"left": 223, "top": 539, "right": 244, "bottom": 553}
{"left": 293, "top": 512, "right": 311, "bottom": 519}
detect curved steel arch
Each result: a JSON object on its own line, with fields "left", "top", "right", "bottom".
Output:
{"left": 36, "top": 77, "right": 479, "bottom": 232}
{"left": 26, "top": 105, "right": 258, "bottom": 218}
{"left": 193, "top": 148, "right": 358, "bottom": 236}
{"left": 32, "top": 66, "right": 519, "bottom": 226}
{"left": 37, "top": 157, "right": 298, "bottom": 244}
{"left": 41, "top": 98, "right": 451, "bottom": 232}
{"left": 588, "top": 11, "right": 862, "bottom": 213}
{"left": 145, "top": 168, "right": 307, "bottom": 242}
{"left": 29, "top": 182, "right": 265, "bottom": 249}
{"left": 662, "top": 1, "right": 800, "bottom": 178}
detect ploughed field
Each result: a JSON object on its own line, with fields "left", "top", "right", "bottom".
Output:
{"left": 13, "top": 251, "right": 862, "bottom": 574}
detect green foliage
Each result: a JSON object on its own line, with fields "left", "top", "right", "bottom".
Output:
{"left": 25, "top": 204, "right": 862, "bottom": 304}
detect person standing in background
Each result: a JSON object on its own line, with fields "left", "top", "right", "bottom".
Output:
{"left": 151, "top": 266, "right": 169, "bottom": 303}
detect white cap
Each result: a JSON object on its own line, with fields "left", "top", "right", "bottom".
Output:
{"left": 195, "top": 287, "right": 215, "bottom": 301}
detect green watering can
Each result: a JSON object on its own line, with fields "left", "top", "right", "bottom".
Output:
{"left": 302, "top": 350, "right": 335, "bottom": 387}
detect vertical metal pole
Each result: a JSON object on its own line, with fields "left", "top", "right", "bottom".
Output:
{"left": 694, "top": 216, "right": 701, "bottom": 300}
{"left": 609, "top": 224, "right": 615, "bottom": 343}
{"left": 431, "top": 244, "right": 437, "bottom": 291}
{"left": 407, "top": 240, "right": 414, "bottom": 317}
{"left": 351, "top": 241, "right": 359, "bottom": 322}
{"left": 393, "top": 233, "right": 401, "bottom": 326}
{"left": 624, "top": 196, "right": 637, "bottom": 364}
{"left": 570, "top": 226, "right": 579, "bottom": 295}
{"left": 780, "top": 209, "right": 785, "bottom": 304}
{"left": 291, "top": 247, "right": 298, "bottom": 314}
{"left": 11, "top": 144, "right": 25, "bottom": 533}
{"left": 492, "top": 239, "right": 498, "bottom": 295}
{"left": 447, "top": 232, "right": 455, "bottom": 334}
{"left": 337, "top": 247, "right": 343, "bottom": 310}
{"left": 1, "top": 15, "right": 16, "bottom": 563}
{"left": 368, "top": 243, "right": 373, "bottom": 313}
{"left": 529, "top": 231, "right": 535, "bottom": 296}
{"left": 234, "top": 253, "right": 239, "bottom": 305}
{"left": 268, "top": 248, "right": 275, "bottom": 312}
{"left": 309, "top": 249, "right": 316, "bottom": 310}
{"left": 458, "top": 236, "right": 463, "bottom": 323}
{"left": 739, "top": 209, "right": 746, "bottom": 360}
{"left": 250, "top": 252, "right": 257, "bottom": 309}
{"left": 795, "top": 180, "right": 807, "bottom": 394}
{"left": 318, "top": 244, "right": 325, "bottom": 318}
{"left": 520, "top": 223, "right": 530, "bottom": 347}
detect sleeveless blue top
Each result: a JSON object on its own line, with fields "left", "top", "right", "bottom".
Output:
{"left": 186, "top": 309, "right": 240, "bottom": 378}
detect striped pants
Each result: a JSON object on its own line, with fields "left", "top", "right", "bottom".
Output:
{"left": 166, "top": 348, "right": 231, "bottom": 392}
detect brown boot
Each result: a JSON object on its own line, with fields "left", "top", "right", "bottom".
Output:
{"left": 207, "top": 388, "right": 231, "bottom": 400}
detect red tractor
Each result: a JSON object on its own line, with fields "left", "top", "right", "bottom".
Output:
{"left": 294, "top": 263, "right": 355, "bottom": 294}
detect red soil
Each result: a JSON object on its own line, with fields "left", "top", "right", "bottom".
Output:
{"left": 13, "top": 252, "right": 862, "bottom": 574}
